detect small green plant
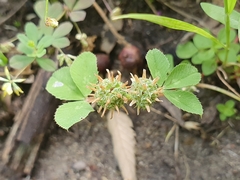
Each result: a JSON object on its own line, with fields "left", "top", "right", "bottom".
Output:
{"left": 176, "top": 28, "right": 240, "bottom": 76}
{"left": 216, "top": 100, "right": 237, "bottom": 121}
{"left": 34, "top": 0, "right": 94, "bottom": 51}
{"left": 9, "top": 21, "right": 72, "bottom": 71}
{"left": 46, "top": 49, "right": 203, "bottom": 130}
{"left": 112, "top": 1, "right": 240, "bottom": 104}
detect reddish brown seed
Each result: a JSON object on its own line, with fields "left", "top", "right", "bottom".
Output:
{"left": 96, "top": 53, "right": 110, "bottom": 73}
{"left": 118, "top": 44, "right": 143, "bottom": 73}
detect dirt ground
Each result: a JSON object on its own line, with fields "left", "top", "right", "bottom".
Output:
{"left": 0, "top": 0, "right": 240, "bottom": 180}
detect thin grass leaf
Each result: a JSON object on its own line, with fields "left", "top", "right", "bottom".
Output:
{"left": 113, "top": 13, "right": 221, "bottom": 45}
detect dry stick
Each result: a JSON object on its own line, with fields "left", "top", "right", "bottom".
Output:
{"left": 165, "top": 124, "right": 177, "bottom": 142}
{"left": 93, "top": 2, "right": 129, "bottom": 46}
{"left": 145, "top": 0, "right": 158, "bottom": 15}
{"left": 210, "top": 126, "right": 230, "bottom": 146}
{"left": 217, "top": 67, "right": 240, "bottom": 97}
{"left": 174, "top": 124, "right": 181, "bottom": 180}
{"left": 181, "top": 147, "right": 191, "bottom": 180}
{"left": 150, "top": 107, "right": 185, "bottom": 128}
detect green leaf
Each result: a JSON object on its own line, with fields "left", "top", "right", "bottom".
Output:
{"left": 25, "top": 22, "right": 41, "bottom": 44}
{"left": 216, "top": 104, "right": 225, "bottom": 112}
{"left": 163, "top": 89, "right": 203, "bottom": 115}
{"left": 165, "top": 54, "right": 174, "bottom": 72}
{"left": 63, "top": 0, "right": 75, "bottom": 10}
{"left": 176, "top": 42, "right": 198, "bottom": 59}
{"left": 49, "top": 2, "right": 64, "bottom": 19}
{"left": 10, "top": 55, "right": 35, "bottom": 69}
{"left": 192, "top": 49, "right": 215, "bottom": 65}
{"left": 226, "top": 100, "right": 235, "bottom": 108}
{"left": 201, "top": 3, "right": 240, "bottom": 29}
{"left": 17, "top": 43, "right": 34, "bottom": 55}
{"left": 202, "top": 59, "right": 217, "bottom": 76}
{"left": 227, "top": 0, "right": 237, "bottom": 14}
{"left": 17, "top": 34, "right": 30, "bottom": 46}
{"left": 113, "top": 13, "right": 221, "bottom": 45}
{"left": 69, "top": 11, "right": 86, "bottom": 22}
{"left": 0, "top": 52, "right": 8, "bottom": 66}
{"left": 220, "top": 114, "right": 227, "bottom": 121}
{"left": 217, "top": 28, "right": 236, "bottom": 43}
{"left": 217, "top": 48, "right": 238, "bottom": 63}
{"left": 217, "top": 101, "right": 236, "bottom": 117}
{"left": 238, "top": 18, "right": 240, "bottom": 42}
{"left": 191, "top": 53, "right": 204, "bottom": 65}
{"left": 73, "top": 0, "right": 95, "bottom": 11}
{"left": 37, "top": 35, "right": 54, "bottom": 49}
{"left": 55, "top": 101, "right": 94, "bottom": 130}
{"left": 36, "top": 49, "right": 46, "bottom": 58}
{"left": 34, "top": 0, "right": 46, "bottom": 19}
{"left": 193, "top": 34, "right": 213, "bottom": 49}
{"left": 146, "top": 49, "right": 170, "bottom": 86}
{"left": 53, "top": 22, "right": 73, "bottom": 38}
{"left": 70, "top": 52, "right": 98, "bottom": 97}
{"left": 46, "top": 66, "right": 85, "bottom": 100}
{"left": 163, "top": 63, "right": 201, "bottom": 89}
{"left": 52, "top": 37, "right": 70, "bottom": 48}
{"left": 36, "top": 58, "right": 56, "bottom": 71}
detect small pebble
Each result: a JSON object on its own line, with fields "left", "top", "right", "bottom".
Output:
{"left": 72, "top": 161, "right": 87, "bottom": 171}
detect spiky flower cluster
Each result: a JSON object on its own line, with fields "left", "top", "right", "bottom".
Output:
{"left": 129, "top": 70, "right": 163, "bottom": 115}
{"left": 90, "top": 70, "right": 129, "bottom": 117}
{"left": 90, "top": 69, "right": 163, "bottom": 117}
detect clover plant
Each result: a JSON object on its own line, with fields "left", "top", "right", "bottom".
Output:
{"left": 63, "top": 0, "right": 95, "bottom": 22}
{"left": 176, "top": 28, "right": 240, "bottom": 75}
{"left": 216, "top": 100, "right": 237, "bottom": 121}
{"left": 46, "top": 49, "right": 203, "bottom": 130}
{"left": 9, "top": 21, "right": 72, "bottom": 71}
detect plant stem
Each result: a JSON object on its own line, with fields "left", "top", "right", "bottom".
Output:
{"left": 92, "top": 2, "right": 129, "bottom": 46}
{"left": 73, "top": 21, "right": 81, "bottom": 34}
{"left": 45, "top": 0, "right": 49, "bottom": 21}
{"left": 197, "top": 83, "right": 240, "bottom": 101}
{"left": 224, "top": 0, "right": 230, "bottom": 65}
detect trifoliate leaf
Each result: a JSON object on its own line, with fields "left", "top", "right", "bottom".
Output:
{"left": 163, "top": 89, "right": 203, "bottom": 115}
{"left": 55, "top": 101, "right": 94, "bottom": 130}
{"left": 146, "top": 49, "right": 170, "bottom": 86}
{"left": 46, "top": 66, "right": 85, "bottom": 100}
{"left": 163, "top": 63, "right": 201, "bottom": 89}
{"left": 70, "top": 52, "right": 98, "bottom": 97}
